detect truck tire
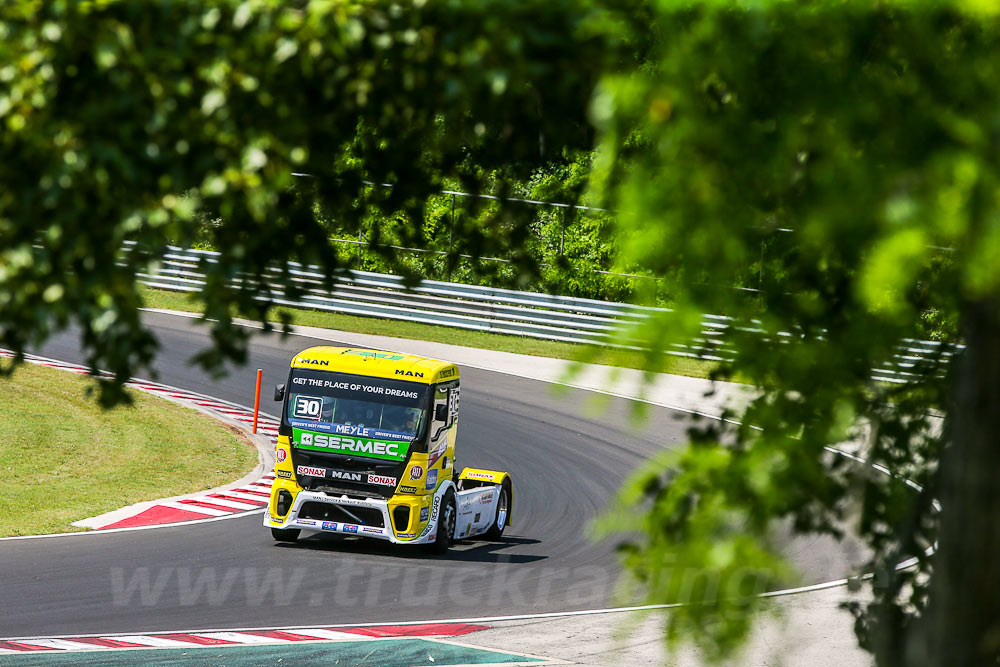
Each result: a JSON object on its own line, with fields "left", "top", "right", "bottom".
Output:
{"left": 429, "top": 491, "right": 456, "bottom": 554}
{"left": 485, "top": 480, "right": 511, "bottom": 540}
{"left": 271, "top": 527, "right": 300, "bottom": 543}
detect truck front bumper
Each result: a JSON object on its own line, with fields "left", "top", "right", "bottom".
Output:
{"left": 264, "top": 489, "right": 431, "bottom": 545}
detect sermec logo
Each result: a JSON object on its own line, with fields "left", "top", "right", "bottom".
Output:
{"left": 367, "top": 474, "right": 397, "bottom": 486}
{"left": 299, "top": 432, "right": 401, "bottom": 457}
{"left": 293, "top": 428, "right": 409, "bottom": 462}
{"left": 395, "top": 369, "right": 424, "bottom": 378}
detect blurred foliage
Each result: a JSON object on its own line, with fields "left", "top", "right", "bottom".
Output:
{"left": 312, "top": 150, "right": 650, "bottom": 302}
{"left": 0, "top": 0, "right": 614, "bottom": 404}
{"left": 590, "top": 2, "right": 998, "bottom": 665}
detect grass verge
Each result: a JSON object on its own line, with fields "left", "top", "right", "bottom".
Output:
{"left": 139, "top": 285, "right": 726, "bottom": 380}
{"left": 0, "top": 361, "right": 259, "bottom": 536}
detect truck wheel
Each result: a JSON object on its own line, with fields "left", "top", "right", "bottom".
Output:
{"left": 429, "top": 491, "right": 456, "bottom": 554}
{"left": 485, "top": 480, "right": 511, "bottom": 540}
{"left": 271, "top": 527, "right": 300, "bottom": 543}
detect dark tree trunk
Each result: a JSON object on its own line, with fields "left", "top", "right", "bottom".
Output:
{"left": 917, "top": 297, "right": 1000, "bottom": 665}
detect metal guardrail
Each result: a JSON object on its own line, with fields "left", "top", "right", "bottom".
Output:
{"left": 137, "top": 246, "right": 958, "bottom": 384}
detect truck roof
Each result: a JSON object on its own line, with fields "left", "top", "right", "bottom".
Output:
{"left": 289, "top": 347, "right": 459, "bottom": 385}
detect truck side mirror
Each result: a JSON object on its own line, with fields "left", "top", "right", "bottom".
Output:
{"left": 434, "top": 403, "right": 448, "bottom": 422}
{"left": 274, "top": 384, "right": 285, "bottom": 402}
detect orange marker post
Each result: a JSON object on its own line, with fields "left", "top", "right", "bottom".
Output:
{"left": 252, "top": 369, "right": 262, "bottom": 434}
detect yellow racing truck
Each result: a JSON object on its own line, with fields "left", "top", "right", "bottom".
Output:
{"left": 265, "top": 347, "right": 512, "bottom": 553}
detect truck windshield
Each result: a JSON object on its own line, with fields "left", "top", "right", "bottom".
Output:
{"left": 284, "top": 368, "right": 429, "bottom": 443}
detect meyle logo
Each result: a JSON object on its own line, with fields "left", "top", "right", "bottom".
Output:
{"left": 394, "top": 369, "right": 424, "bottom": 378}
{"left": 298, "top": 358, "right": 329, "bottom": 366}
{"left": 368, "top": 474, "right": 397, "bottom": 486}
{"left": 297, "top": 465, "right": 325, "bottom": 477}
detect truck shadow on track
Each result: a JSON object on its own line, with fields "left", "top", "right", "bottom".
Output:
{"left": 275, "top": 534, "right": 547, "bottom": 564}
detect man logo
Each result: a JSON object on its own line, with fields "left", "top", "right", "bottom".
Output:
{"left": 298, "top": 358, "right": 330, "bottom": 366}
{"left": 394, "top": 369, "right": 424, "bottom": 378}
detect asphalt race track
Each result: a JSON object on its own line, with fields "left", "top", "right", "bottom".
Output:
{"left": 0, "top": 311, "right": 864, "bottom": 638}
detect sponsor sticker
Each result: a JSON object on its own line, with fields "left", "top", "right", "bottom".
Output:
{"left": 419, "top": 496, "right": 440, "bottom": 538}
{"left": 297, "top": 465, "right": 325, "bottom": 477}
{"left": 322, "top": 521, "right": 337, "bottom": 531}
{"left": 425, "top": 468, "right": 438, "bottom": 490}
{"left": 481, "top": 492, "right": 494, "bottom": 504}
{"left": 342, "top": 524, "right": 359, "bottom": 534}
{"left": 368, "top": 474, "right": 397, "bottom": 486}
{"left": 270, "top": 515, "right": 283, "bottom": 523}
{"left": 428, "top": 440, "right": 447, "bottom": 467}
{"left": 298, "top": 519, "right": 317, "bottom": 526}
{"left": 361, "top": 526, "right": 383, "bottom": 535}
{"left": 275, "top": 470, "right": 292, "bottom": 479}
{"left": 293, "top": 428, "right": 410, "bottom": 462}
{"left": 465, "top": 471, "right": 495, "bottom": 481}
{"left": 397, "top": 532, "right": 416, "bottom": 539}
{"left": 275, "top": 448, "right": 287, "bottom": 463}
{"left": 343, "top": 350, "right": 404, "bottom": 361}
{"left": 420, "top": 506, "right": 429, "bottom": 522}
{"left": 409, "top": 465, "right": 423, "bottom": 480}
{"left": 399, "top": 485, "right": 417, "bottom": 494}
{"left": 474, "top": 513, "right": 481, "bottom": 523}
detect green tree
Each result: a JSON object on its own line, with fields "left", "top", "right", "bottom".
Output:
{"left": 591, "top": 3, "right": 999, "bottom": 665}
{"left": 0, "top": 0, "right": 606, "bottom": 403}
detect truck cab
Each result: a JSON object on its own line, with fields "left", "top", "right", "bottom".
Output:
{"left": 265, "top": 346, "right": 511, "bottom": 553}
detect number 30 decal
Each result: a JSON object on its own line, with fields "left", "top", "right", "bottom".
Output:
{"left": 293, "top": 395, "right": 323, "bottom": 420}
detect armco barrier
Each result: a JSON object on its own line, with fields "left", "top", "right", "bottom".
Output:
{"left": 136, "top": 245, "right": 958, "bottom": 384}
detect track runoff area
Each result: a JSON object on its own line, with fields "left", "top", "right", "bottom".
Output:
{"left": 0, "top": 312, "right": 881, "bottom": 663}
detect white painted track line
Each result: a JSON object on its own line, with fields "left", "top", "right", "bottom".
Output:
{"left": 195, "top": 632, "right": 282, "bottom": 644}
{"left": 284, "top": 629, "right": 374, "bottom": 641}
{"left": 108, "top": 636, "right": 199, "bottom": 648}
{"left": 158, "top": 501, "right": 229, "bottom": 517}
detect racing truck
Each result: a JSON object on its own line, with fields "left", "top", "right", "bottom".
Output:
{"left": 264, "top": 346, "right": 512, "bottom": 553}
